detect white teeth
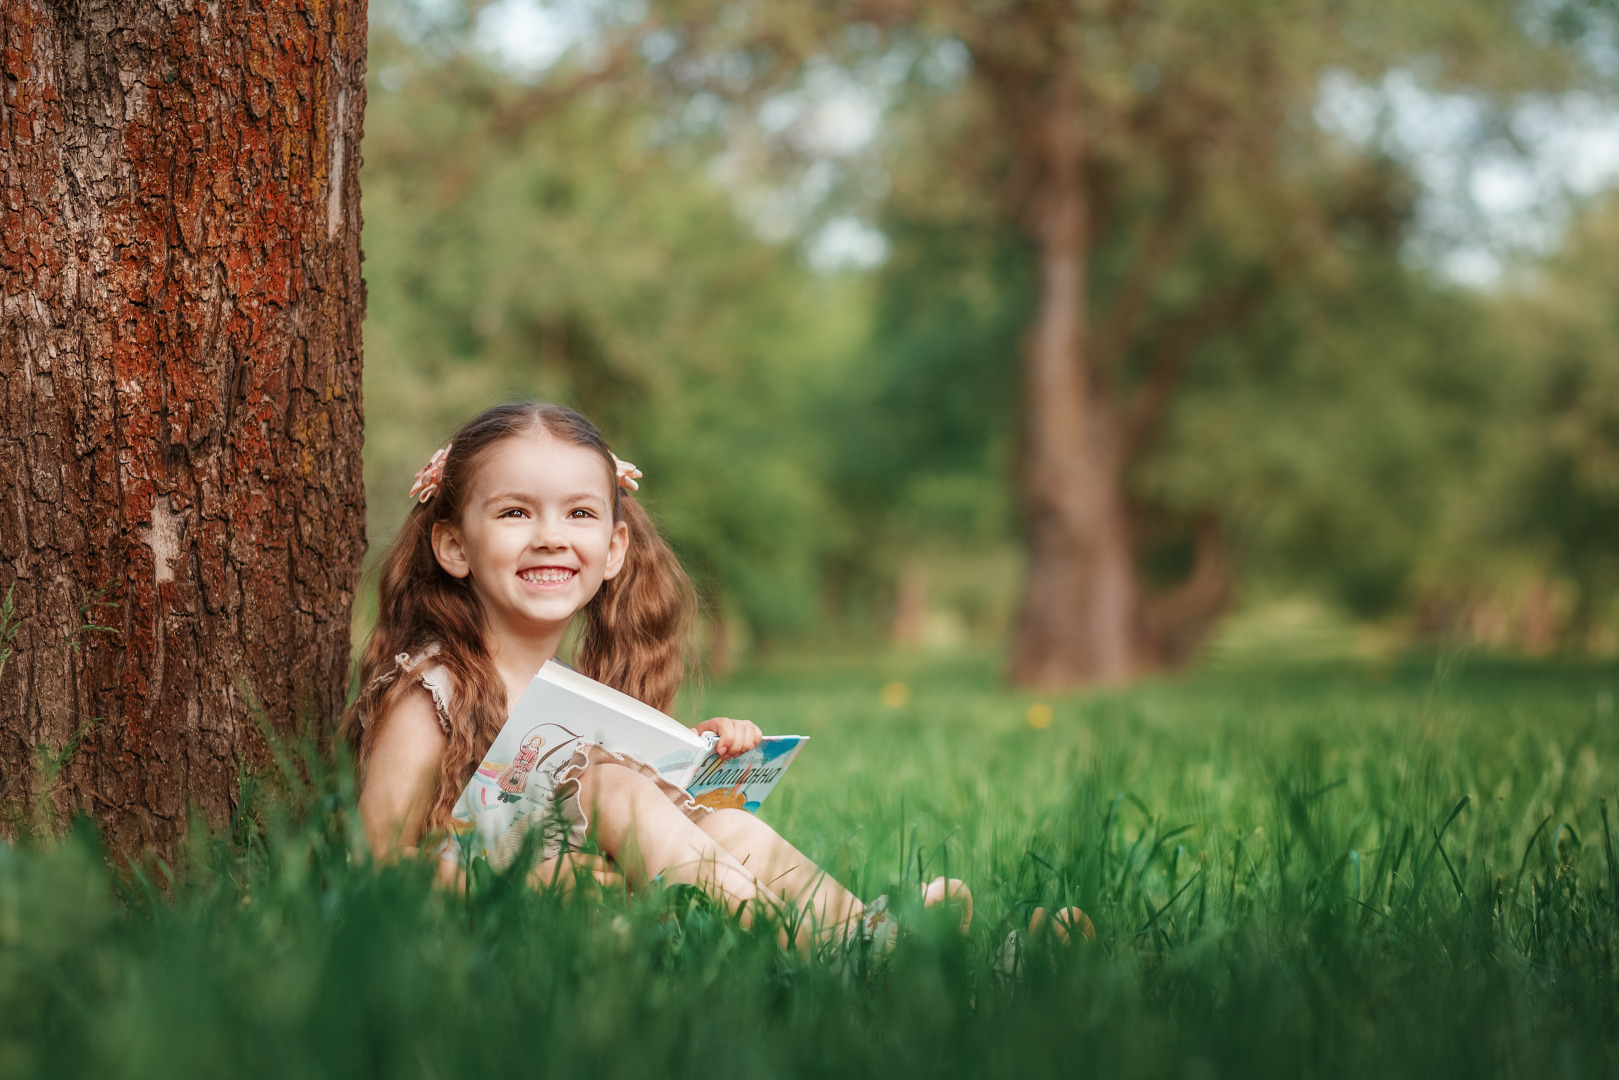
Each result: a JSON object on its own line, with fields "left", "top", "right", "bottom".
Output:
{"left": 520, "top": 568, "right": 575, "bottom": 584}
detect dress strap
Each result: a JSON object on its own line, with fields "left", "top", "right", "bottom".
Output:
{"left": 365, "top": 645, "right": 454, "bottom": 734}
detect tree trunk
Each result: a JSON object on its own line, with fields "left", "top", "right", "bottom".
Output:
{"left": 0, "top": 0, "right": 367, "bottom": 853}
{"left": 1139, "top": 515, "right": 1231, "bottom": 668}
{"left": 1008, "top": 66, "right": 1143, "bottom": 689}
{"left": 891, "top": 562, "right": 928, "bottom": 646}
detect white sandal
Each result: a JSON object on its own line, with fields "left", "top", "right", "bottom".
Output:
{"left": 827, "top": 877, "right": 973, "bottom": 980}
{"left": 993, "top": 905, "right": 1095, "bottom": 981}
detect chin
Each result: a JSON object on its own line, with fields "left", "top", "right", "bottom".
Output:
{"left": 522, "top": 598, "right": 587, "bottom": 623}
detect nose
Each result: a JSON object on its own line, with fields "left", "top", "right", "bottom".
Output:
{"left": 531, "top": 510, "right": 569, "bottom": 550}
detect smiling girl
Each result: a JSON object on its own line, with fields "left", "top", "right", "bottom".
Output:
{"left": 341, "top": 403, "right": 969, "bottom": 951}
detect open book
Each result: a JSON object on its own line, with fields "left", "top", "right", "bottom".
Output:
{"left": 442, "top": 660, "right": 806, "bottom": 864}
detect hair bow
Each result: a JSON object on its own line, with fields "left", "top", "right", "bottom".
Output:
{"left": 408, "top": 446, "right": 451, "bottom": 503}
{"left": 613, "top": 455, "right": 643, "bottom": 492}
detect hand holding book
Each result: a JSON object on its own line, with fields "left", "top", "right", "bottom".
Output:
{"left": 693, "top": 716, "right": 763, "bottom": 758}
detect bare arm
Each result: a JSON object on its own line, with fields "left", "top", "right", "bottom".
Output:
{"left": 357, "top": 688, "right": 448, "bottom": 860}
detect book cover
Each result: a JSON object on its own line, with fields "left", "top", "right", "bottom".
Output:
{"left": 685, "top": 736, "right": 808, "bottom": 812}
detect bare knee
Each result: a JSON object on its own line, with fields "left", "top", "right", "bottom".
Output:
{"left": 699, "top": 807, "right": 768, "bottom": 846}
{"left": 578, "top": 762, "right": 657, "bottom": 812}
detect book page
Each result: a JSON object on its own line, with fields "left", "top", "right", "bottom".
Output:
{"left": 538, "top": 661, "right": 695, "bottom": 738}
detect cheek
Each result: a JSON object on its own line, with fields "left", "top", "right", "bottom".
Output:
{"left": 469, "top": 524, "right": 523, "bottom": 566}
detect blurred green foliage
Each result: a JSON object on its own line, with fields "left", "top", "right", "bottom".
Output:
{"left": 1450, "top": 197, "right": 1619, "bottom": 643}
{"left": 863, "top": 219, "right": 1512, "bottom": 614}
{"left": 360, "top": 0, "right": 1619, "bottom": 657}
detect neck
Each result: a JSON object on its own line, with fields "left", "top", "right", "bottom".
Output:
{"left": 485, "top": 619, "right": 569, "bottom": 690}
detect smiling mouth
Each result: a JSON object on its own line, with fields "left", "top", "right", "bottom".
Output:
{"left": 519, "top": 567, "right": 577, "bottom": 586}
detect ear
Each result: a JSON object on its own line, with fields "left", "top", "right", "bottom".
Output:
{"left": 602, "top": 519, "right": 629, "bottom": 581}
{"left": 431, "top": 522, "right": 472, "bottom": 579}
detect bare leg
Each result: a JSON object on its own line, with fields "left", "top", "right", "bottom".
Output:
{"left": 700, "top": 810, "right": 975, "bottom": 937}
{"left": 527, "top": 852, "right": 624, "bottom": 896}
{"left": 696, "top": 808, "right": 864, "bottom": 939}
{"left": 577, "top": 764, "right": 801, "bottom": 943}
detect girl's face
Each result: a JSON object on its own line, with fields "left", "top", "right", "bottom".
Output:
{"left": 431, "top": 430, "right": 628, "bottom": 646}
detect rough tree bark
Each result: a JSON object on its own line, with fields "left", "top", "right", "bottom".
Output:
{"left": 0, "top": 0, "right": 367, "bottom": 853}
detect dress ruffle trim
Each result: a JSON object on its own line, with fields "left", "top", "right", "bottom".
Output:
{"left": 363, "top": 646, "right": 454, "bottom": 735}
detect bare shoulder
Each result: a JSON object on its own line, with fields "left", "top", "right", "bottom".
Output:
{"left": 369, "top": 683, "right": 449, "bottom": 760}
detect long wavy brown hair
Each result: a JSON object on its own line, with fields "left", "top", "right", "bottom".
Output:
{"left": 341, "top": 403, "right": 698, "bottom": 832}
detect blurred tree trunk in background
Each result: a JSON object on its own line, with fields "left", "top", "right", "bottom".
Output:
{"left": 926, "top": 1, "right": 1282, "bottom": 686}
{"left": 971, "top": 2, "right": 1301, "bottom": 686}
{"left": 1001, "top": 53, "right": 1144, "bottom": 685}
{"left": 891, "top": 562, "right": 929, "bottom": 644}
{"left": 0, "top": 1, "right": 368, "bottom": 853}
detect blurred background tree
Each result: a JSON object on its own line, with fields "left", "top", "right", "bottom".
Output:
{"left": 360, "top": 0, "right": 1619, "bottom": 680}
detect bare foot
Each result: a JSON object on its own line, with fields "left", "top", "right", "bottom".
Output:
{"left": 1028, "top": 905, "right": 1095, "bottom": 944}
{"left": 921, "top": 876, "right": 974, "bottom": 934}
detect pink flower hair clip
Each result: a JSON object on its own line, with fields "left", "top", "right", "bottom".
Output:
{"left": 408, "top": 445, "right": 451, "bottom": 503}
{"left": 613, "top": 455, "right": 643, "bottom": 492}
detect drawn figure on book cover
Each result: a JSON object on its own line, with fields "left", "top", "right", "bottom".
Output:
{"left": 495, "top": 724, "right": 583, "bottom": 803}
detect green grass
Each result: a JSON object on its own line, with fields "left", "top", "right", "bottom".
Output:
{"left": 4, "top": 652, "right": 1619, "bottom": 1078}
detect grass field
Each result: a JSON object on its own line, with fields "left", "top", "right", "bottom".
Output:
{"left": 4, "top": 651, "right": 1619, "bottom": 1078}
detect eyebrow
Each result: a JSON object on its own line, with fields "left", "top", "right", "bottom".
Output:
{"left": 483, "top": 491, "right": 608, "bottom": 507}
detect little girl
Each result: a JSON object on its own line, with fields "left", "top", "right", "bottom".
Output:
{"left": 342, "top": 402, "right": 969, "bottom": 950}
